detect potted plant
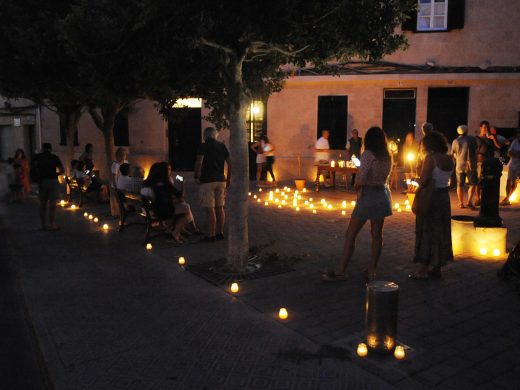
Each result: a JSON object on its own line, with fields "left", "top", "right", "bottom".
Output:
{"left": 294, "top": 154, "right": 306, "bottom": 191}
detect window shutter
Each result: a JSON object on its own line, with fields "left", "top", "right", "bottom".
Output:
{"left": 448, "top": 0, "right": 465, "bottom": 30}
{"left": 401, "top": 6, "right": 418, "bottom": 32}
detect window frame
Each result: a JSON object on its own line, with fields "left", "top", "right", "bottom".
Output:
{"left": 417, "top": 0, "right": 448, "bottom": 32}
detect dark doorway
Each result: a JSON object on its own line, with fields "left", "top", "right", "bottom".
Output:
{"left": 167, "top": 108, "right": 201, "bottom": 171}
{"left": 317, "top": 96, "right": 348, "bottom": 149}
{"left": 382, "top": 89, "right": 417, "bottom": 160}
{"left": 427, "top": 87, "right": 469, "bottom": 142}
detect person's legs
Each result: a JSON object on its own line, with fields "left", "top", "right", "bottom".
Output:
{"left": 215, "top": 206, "right": 225, "bottom": 235}
{"left": 368, "top": 218, "right": 385, "bottom": 280}
{"left": 456, "top": 172, "right": 465, "bottom": 207}
{"left": 256, "top": 163, "right": 264, "bottom": 182}
{"left": 39, "top": 199, "right": 47, "bottom": 229}
{"left": 336, "top": 217, "right": 366, "bottom": 274}
{"left": 205, "top": 207, "right": 217, "bottom": 237}
{"left": 171, "top": 215, "right": 188, "bottom": 240}
{"left": 48, "top": 202, "right": 57, "bottom": 229}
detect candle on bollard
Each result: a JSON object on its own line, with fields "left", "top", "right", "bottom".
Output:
{"left": 357, "top": 343, "right": 368, "bottom": 357}
{"left": 278, "top": 308, "right": 288, "bottom": 320}
{"left": 146, "top": 243, "right": 152, "bottom": 250}
{"left": 230, "top": 282, "right": 239, "bottom": 293}
{"left": 178, "top": 256, "right": 186, "bottom": 265}
{"left": 394, "top": 345, "right": 406, "bottom": 360}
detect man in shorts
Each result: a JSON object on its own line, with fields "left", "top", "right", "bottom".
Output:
{"left": 452, "top": 125, "right": 478, "bottom": 209}
{"left": 194, "top": 127, "right": 230, "bottom": 242}
{"left": 32, "top": 143, "right": 64, "bottom": 230}
{"left": 501, "top": 128, "right": 520, "bottom": 205}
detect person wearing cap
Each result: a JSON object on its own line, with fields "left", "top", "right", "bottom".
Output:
{"left": 452, "top": 125, "right": 478, "bottom": 209}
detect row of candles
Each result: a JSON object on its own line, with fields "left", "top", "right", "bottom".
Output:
{"left": 60, "top": 193, "right": 406, "bottom": 359}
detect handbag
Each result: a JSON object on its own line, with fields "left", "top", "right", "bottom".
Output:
{"left": 412, "top": 178, "right": 435, "bottom": 216}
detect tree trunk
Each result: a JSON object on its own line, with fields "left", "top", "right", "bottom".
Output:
{"left": 226, "top": 63, "right": 250, "bottom": 272}
{"left": 58, "top": 106, "right": 82, "bottom": 176}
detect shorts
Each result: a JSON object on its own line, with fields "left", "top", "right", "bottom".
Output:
{"left": 199, "top": 181, "right": 226, "bottom": 208}
{"left": 38, "top": 178, "right": 60, "bottom": 201}
{"left": 508, "top": 166, "right": 520, "bottom": 182}
{"left": 456, "top": 170, "right": 477, "bottom": 187}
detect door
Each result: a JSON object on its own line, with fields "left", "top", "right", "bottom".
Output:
{"left": 427, "top": 87, "right": 469, "bottom": 142}
{"left": 317, "top": 96, "right": 348, "bottom": 150}
{"left": 382, "top": 89, "right": 417, "bottom": 164}
{"left": 167, "top": 108, "right": 201, "bottom": 171}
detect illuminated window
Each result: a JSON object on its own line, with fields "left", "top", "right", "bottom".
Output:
{"left": 417, "top": 0, "right": 448, "bottom": 31}
{"left": 246, "top": 100, "right": 264, "bottom": 142}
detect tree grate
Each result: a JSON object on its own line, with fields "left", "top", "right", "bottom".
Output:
{"left": 186, "top": 257, "right": 294, "bottom": 286}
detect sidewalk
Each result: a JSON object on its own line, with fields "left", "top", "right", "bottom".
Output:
{"left": 6, "top": 197, "right": 390, "bottom": 390}
{"left": 5, "top": 181, "right": 520, "bottom": 389}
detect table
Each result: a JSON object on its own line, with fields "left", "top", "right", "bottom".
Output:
{"left": 314, "top": 164, "right": 358, "bottom": 192}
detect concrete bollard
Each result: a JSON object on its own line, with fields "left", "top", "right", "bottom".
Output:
{"left": 364, "top": 281, "right": 399, "bottom": 353}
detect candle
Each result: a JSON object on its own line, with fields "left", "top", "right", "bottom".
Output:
{"left": 312, "top": 209, "right": 317, "bottom": 214}
{"left": 405, "top": 205, "right": 411, "bottom": 211}
{"left": 275, "top": 188, "right": 280, "bottom": 193}
{"left": 93, "top": 217, "right": 99, "bottom": 223}
{"left": 146, "top": 243, "right": 152, "bottom": 250}
{"left": 397, "top": 208, "right": 402, "bottom": 213}
{"left": 253, "top": 195, "right": 257, "bottom": 199}
{"left": 327, "top": 204, "right": 332, "bottom": 209}
{"left": 278, "top": 308, "right": 288, "bottom": 320}
{"left": 331, "top": 160, "right": 336, "bottom": 167}
{"left": 281, "top": 200, "right": 286, "bottom": 205}
{"left": 278, "top": 205, "right": 282, "bottom": 208}
{"left": 357, "top": 343, "right": 368, "bottom": 357}
{"left": 88, "top": 214, "right": 93, "bottom": 220}
{"left": 480, "top": 248, "right": 488, "bottom": 255}
{"left": 264, "top": 202, "right": 269, "bottom": 206}
{"left": 302, "top": 188, "right": 307, "bottom": 193}
{"left": 178, "top": 256, "right": 186, "bottom": 265}
{"left": 341, "top": 210, "right": 346, "bottom": 216}
{"left": 295, "top": 206, "right": 300, "bottom": 211}
{"left": 60, "top": 200, "right": 65, "bottom": 206}
{"left": 342, "top": 201, "right": 347, "bottom": 208}
{"left": 394, "top": 203, "right": 400, "bottom": 209}
{"left": 230, "top": 282, "right": 239, "bottom": 293}
{"left": 257, "top": 199, "right": 261, "bottom": 203}
{"left": 259, "top": 188, "right": 262, "bottom": 192}
{"left": 83, "top": 212, "right": 88, "bottom": 217}
{"left": 248, "top": 192, "right": 252, "bottom": 196}
{"left": 102, "top": 224, "right": 109, "bottom": 230}
{"left": 351, "top": 201, "right": 356, "bottom": 206}
{"left": 493, "top": 249, "right": 500, "bottom": 256}
{"left": 70, "top": 204, "right": 76, "bottom": 210}
{"left": 394, "top": 345, "right": 406, "bottom": 360}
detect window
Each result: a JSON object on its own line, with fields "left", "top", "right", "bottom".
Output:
{"left": 114, "top": 111, "right": 129, "bottom": 146}
{"left": 317, "top": 96, "right": 348, "bottom": 150}
{"left": 418, "top": 0, "right": 447, "bottom": 31}
{"left": 402, "top": 0, "right": 465, "bottom": 32}
{"left": 59, "top": 117, "right": 79, "bottom": 146}
{"left": 246, "top": 100, "right": 265, "bottom": 143}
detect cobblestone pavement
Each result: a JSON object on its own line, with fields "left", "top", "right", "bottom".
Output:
{"left": 4, "top": 179, "right": 520, "bottom": 389}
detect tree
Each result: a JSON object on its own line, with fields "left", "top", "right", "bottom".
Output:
{"left": 155, "top": 0, "right": 415, "bottom": 271}
{"left": 0, "top": 0, "right": 86, "bottom": 172}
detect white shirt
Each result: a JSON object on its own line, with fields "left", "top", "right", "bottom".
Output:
{"left": 315, "top": 137, "right": 330, "bottom": 163}
{"left": 111, "top": 159, "right": 128, "bottom": 183}
{"left": 116, "top": 175, "right": 132, "bottom": 191}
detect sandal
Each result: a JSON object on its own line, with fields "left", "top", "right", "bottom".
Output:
{"left": 321, "top": 270, "right": 347, "bottom": 282}
{"left": 408, "top": 271, "right": 429, "bottom": 280}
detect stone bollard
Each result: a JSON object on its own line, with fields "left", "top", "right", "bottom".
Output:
{"left": 365, "top": 281, "right": 399, "bottom": 353}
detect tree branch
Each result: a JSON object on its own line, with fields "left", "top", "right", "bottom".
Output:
{"left": 199, "top": 37, "right": 234, "bottom": 55}
{"left": 88, "top": 107, "right": 104, "bottom": 131}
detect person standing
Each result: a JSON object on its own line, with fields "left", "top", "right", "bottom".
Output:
{"left": 32, "top": 143, "right": 64, "bottom": 230}
{"left": 501, "top": 128, "right": 520, "bottom": 205}
{"left": 194, "top": 127, "right": 230, "bottom": 242}
{"left": 475, "top": 120, "right": 497, "bottom": 206}
{"left": 452, "top": 125, "right": 478, "bottom": 209}
{"left": 410, "top": 132, "right": 454, "bottom": 279}
{"left": 322, "top": 127, "right": 393, "bottom": 283}
{"left": 111, "top": 147, "right": 128, "bottom": 187}
{"left": 14, "top": 149, "right": 31, "bottom": 199}
{"left": 262, "top": 135, "right": 276, "bottom": 183}
{"left": 250, "top": 137, "right": 266, "bottom": 183}
{"left": 79, "top": 143, "right": 95, "bottom": 172}
{"left": 417, "top": 122, "right": 434, "bottom": 174}
{"left": 346, "top": 129, "right": 362, "bottom": 186}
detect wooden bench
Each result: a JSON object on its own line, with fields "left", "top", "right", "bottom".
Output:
{"left": 116, "top": 190, "right": 176, "bottom": 246}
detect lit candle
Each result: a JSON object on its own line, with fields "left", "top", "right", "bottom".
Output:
{"left": 146, "top": 243, "right": 152, "bottom": 250}
{"left": 248, "top": 192, "right": 252, "bottom": 196}
{"left": 70, "top": 204, "right": 76, "bottom": 210}
{"left": 83, "top": 212, "right": 88, "bottom": 217}
{"left": 178, "top": 256, "right": 186, "bottom": 265}
{"left": 93, "top": 217, "right": 99, "bottom": 223}
{"left": 367, "top": 335, "right": 377, "bottom": 349}
{"left": 405, "top": 205, "right": 411, "bottom": 211}
{"left": 331, "top": 160, "right": 336, "bottom": 167}
{"left": 397, "top": 208, "right": 402, "bottom": 213}
{"left": 259, "top": 188, "right": 262, "bottom": 192}
{"left": 281, "top": 200, "right": 286, "bottom": 205}
{"left": 321, "top": 199, "right": 325, "bottom": 203}
{"left": 341, "top": 210, "right": 346, "bottom": 215}
{"left": 275, "top": 188, "right": 279, "bottom": 193}
{"left": 278, "top": 205, "right": 282, "bottom": 208}
{"left": 302, "top": 188, "right": 307, "bottom": 193}
{"left": 342, "top": 201, "right": 347, "bottom": 208}
{"left": 264, "top": 201, "right": 269, "bottom": 206}
{"left": 102, "top": 224, "right": 109, "bottom": 230}
{"left": 60, "top": 200, "right": 65, "bottom": 206}
{"left": 278, "top": 308, "right": 288, "bottom": 320}
{"left": 394, "top": 203, "right": 400, "bottom": 209}
{"left": 351, "top": 201, "right": 356, "bottom": 206}
{"left": 480, "top": 248, "right": 488, "bottom": 255}
{"left": 384, "top": 336, "right": 394, "bottom": 350}
{"left": 88, "top": 214, "right": 93, "bottom": 220}
{"left": 309, "top": 198, "right": 313, "bottom": 202}
{"left": 253, "top": 194, "right": 257, "bottom": 199}
{"left": 312, "top": 209, "right": 317, "bottom": 214}
{"left": 357, "top": 343, "right": 368, "bottom": 357}
{"left": 493, "top": 249, "right": 500, "bottom": 256}
{"left": 230, "top": 282, "right": 239, "bottom": 293}
{"left": 404, "top": 199, "right": 410, "bottom": 205}
{"left": 269, "top": 191, "right": 273, "bottom": 200}
{"left": 257, "top": 199, "right": 261, "bottom": 203}
{"left": 394, "top": 345, "right": 406, "bottom": 360}
{"left": 304, "top": 200, "right": 309, "bottom": 205}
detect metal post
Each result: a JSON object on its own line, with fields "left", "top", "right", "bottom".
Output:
{"left": 364, "top": 281, "right": 399, "bottom": 353}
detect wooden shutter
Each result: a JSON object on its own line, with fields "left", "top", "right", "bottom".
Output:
{"left": 401, "top": 4, "right": 418, "bottom": 32}
{"left": 448, "top": 0, "right": 465, "bottom": 30}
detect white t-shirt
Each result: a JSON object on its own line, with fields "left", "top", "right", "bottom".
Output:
{"left": 509, "top": 139, "right": 520, "bottom": 169}
{"left": 116, "top": 175, "right": 132, "bottom": 191}
{"left": 315, "top": 137, "right": 330, "bottom": 163}
{"left": 111, "top": 159, "right": 128, "bottom": 183}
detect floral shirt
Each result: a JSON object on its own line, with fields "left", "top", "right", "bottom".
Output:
{"left": 355, "top": 150, "right": 391, "bottom": 187}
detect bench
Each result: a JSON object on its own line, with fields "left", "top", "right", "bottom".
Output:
{"left": 116, "top": 190, "right": 177, "bottom": 246}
